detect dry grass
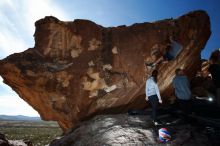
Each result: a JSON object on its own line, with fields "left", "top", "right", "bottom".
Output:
{"left": 0, "top": 120, "right": 62, "bottom": 146}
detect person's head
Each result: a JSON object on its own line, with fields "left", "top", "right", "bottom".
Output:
{"left": 165, "top": 44, "right": 172, "bottom": 52}
{"left": 152, "top": 70, "right": 158, "bottom": 82}
{"left": 169, "top": 35, "right": 174, "bottom": 41}
{"left": 175, "top": 68, "right": 183, "bottom": 76}
{"left": 209, "top": 50, "right": 220, "bottom": 64}
{"left": 151, "top": 50, "right": 160, "bottom": 61}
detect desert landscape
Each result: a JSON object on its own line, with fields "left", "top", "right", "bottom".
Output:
{"left": 0, "top": 115, "right": 62, "bottom": 146}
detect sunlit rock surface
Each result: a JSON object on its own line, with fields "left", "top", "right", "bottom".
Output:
{"left": 0, "top": 133, "right": 10, "bottom": 146}
{"left": 0, "top": 133, "right": 30, "bottom": 146}
{"left": 0, "top": 10, "right": 211, "bottom": 132}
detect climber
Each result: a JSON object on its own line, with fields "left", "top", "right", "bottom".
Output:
{"left": 160, "top": 36, "right": 183, "bottom": 63}
{"left": 172, "top": 68, "right": 192, "bottom": 115}
{"left": 208, "top": 49, "right": 220, "bottom": 106}
{"left": 145, "top": 70, "right": 162, "bottom": 125}
{"left": 166, "top": 36, "right": 182, "bottom": 59}
{"left": 163, "top": 44, "right": 174, "bottom": 61}
{"left": 145, "top": 36, "right": 183, "bottom": 68}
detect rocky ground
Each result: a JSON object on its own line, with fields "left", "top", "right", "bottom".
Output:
{"left": 50, "top": 113, "right": 220, "bottom": 146}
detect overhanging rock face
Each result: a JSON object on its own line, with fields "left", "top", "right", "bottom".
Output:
{"left": 0, "top": 10, "right": 211, "bottom": 132}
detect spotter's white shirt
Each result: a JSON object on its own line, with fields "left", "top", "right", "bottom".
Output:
{"left": 145, "top": 77, "right": 162, "bottom": 101}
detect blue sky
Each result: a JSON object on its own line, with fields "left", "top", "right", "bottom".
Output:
{"left": 0, "top": 0, "right": 219, "bottom": 116}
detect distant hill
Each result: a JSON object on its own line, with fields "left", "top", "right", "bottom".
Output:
{"left": 0, "top": 115, "right": 41, "bottom": 121}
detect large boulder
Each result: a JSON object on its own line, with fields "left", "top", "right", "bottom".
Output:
{"left": 0, "top": 10, "right": 211, "bottom": 132}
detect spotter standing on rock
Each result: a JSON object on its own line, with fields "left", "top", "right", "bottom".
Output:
{"left": 145, "top": 70, "right": 162, "bottom": 125}
{"left": 172, "top": 68, "right": 192, "bottom": 115}
{"left": 208, "top": 49, "right": 220, "bottom": 106}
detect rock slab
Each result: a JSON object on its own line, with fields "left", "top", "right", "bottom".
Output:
{"left": 0, "top": 10, "right": 211, "bottom": 132}
{"left": 49, "top": 114, "right": 214, "bottom": 146}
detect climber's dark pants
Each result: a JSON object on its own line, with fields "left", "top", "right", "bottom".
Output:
{"left": 148, "top": 95, "right": 159, "bottom": 121}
